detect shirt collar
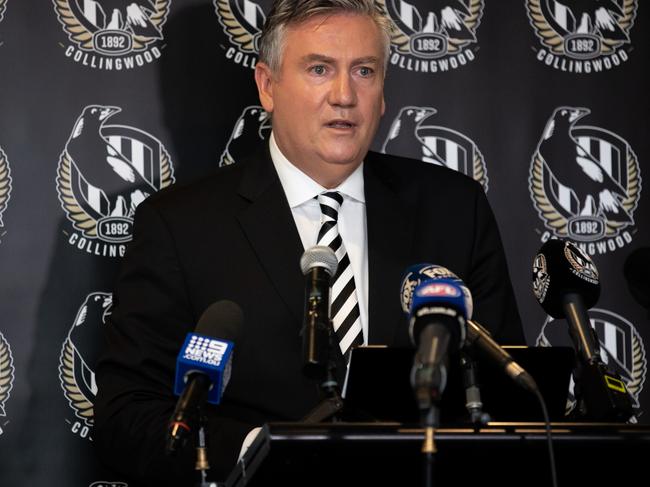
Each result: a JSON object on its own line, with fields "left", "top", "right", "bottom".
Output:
{"left": 269, "top": 132, "right": 365, "bottom": 208}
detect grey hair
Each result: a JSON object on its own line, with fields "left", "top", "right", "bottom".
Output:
{"left": 258, "top": 0, "right": 392, "bottom": 75}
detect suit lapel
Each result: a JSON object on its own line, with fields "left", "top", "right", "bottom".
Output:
{"left": 236, "top": 148, "right": 305, "bottom": 323}
{"left": 364, "top": 153, "right": 416, "bottom": 345}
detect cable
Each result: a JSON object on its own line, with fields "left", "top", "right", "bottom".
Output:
{"left": 532, "top": 387, "right": 558, "bottom": 487}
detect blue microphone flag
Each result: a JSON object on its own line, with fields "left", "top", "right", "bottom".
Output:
{"left": 173, "top": 332, "right": 234, "bottom": 405}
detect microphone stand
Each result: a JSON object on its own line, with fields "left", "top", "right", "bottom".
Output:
{"left": 460, "top": 350, "right": 491, "bottom": 426}
{"left": 412, "top": 361, "right": 442, "bottom": 487}
{"left": 562, "top": 293, "right": 634, "bottom": 421}
{"left": 194, "top": 410, "right": 219, "bottom": 487}
{"left": 302, "top": 320, "right": 344, "bottom": 423}
{"left": 420, "top": 406, "right": 439, "bottom": 487}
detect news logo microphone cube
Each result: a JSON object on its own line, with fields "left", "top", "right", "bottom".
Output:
{"left": 410, "top": 278, "right": 469, "bottom": 319}
{"left": 173, "top": 333, "right": 234, "bottom": 405}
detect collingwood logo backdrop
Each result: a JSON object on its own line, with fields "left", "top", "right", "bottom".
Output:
{"left": 0, "top": 331, "right": 14, "bottom": 435}
{"left": 382, "top": 106, "right": 488, "bottom": 190}
{"left": 214, "top": 0, "right": 272, "bottom": 69}
{"left": 53, "top": 0, "right": 170, "bottom": 70}
{"left": 378, "top": 0, "right": 482, "bottom": 74}
{"left": 529, "top": 106, "right": 641, "bottom": 255}
{"left": 59, "top": 292, "right": 112, "bottom": 441}
{"left": 537, "top": 308, "right": 647, "bottom": 413}
{"left": 220, "top": 105, "right": 270, "bottom": 166}
{"left": 527, "top": 0, "right": 637, "bottom": 73}
{"left": 56, "top": 105, "right": 175, "bottom": 258}
{"left": 0, "top": 145, "right": 11, "bottom": 238}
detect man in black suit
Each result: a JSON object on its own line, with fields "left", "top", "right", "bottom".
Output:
{"left": 94, "top": 0, "right": 524, "bottom": 485}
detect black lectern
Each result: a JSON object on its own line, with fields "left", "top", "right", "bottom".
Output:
{"left": 226, "top": 422, "right": 650, "bottom": 487}
{"left": 225, "top": 347, "right": 646, "bottom": 486}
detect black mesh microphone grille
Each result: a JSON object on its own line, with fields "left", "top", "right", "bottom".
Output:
{"left": 196, "top": 300, "right": 244, "bottom": 341}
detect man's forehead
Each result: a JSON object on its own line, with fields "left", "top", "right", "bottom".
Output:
{"left": 286, "top": 12, "right": 379, "bottom": 37}
{"left": 284, "top": 13, "right": 383, "bottom": 56}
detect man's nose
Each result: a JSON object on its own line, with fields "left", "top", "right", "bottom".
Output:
{"left": 328, "top": 72, "right": 357, "bottom": 107}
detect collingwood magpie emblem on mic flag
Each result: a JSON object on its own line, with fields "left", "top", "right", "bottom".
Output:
{"left": 377, "top": 0, "right": 482, "bottom": 74}
{"left": 564, "top": 241, "right": 599, "bottom": 284}
{"left": 526, "top": 0, "right": 637, "bottom": 73}
{"left": 56, "top": 105, "right": 174, "bottom": 258}
{"left": 214, "top": 0, "right": 273, "bottom": 68}
{"left": 0, "top": 145, "right": 11, "bottom": 237}
{"left": 0, "top": 331, "right": 15, "bottom": 435}
{"left": 532, "top": 253, "right": 550, "bottom": 303}
{"left": 382, "top": 106, "right": 488, "bottom": 190}
{"left": 59, "top": 292, "right": 112, "bottom": 441}
{"left": 219, "top": 105, "right": 271, "bottom": 167}
{"left": 529, "top": 106, "right": 641, "bottom": 255}
{"left": 52, "top": 0, "right": 170, "bottom": 70}
{"left": 537, "top": 308, "right": 646, "bottom": 414}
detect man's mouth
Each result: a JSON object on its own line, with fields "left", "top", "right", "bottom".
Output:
{"left": 326, "top": 120, "right": 355, "bottom": 129}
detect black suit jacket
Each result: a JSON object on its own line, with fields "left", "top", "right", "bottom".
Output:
{"left": 94, "top": 146, "right": 523, "bottom": 485}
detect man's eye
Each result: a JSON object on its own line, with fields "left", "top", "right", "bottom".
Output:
{"left": 310, "top": 65, "right": 326, "bottom": 75}
{"left": 359, "top": 66, "right": 373, "bottom": 77}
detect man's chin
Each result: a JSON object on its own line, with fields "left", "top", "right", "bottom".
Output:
{"left": 321, "top": 154, "right": 364, "bottom": 168}
{"left": 318, "top": 145, "right": 367, "bottom": 168}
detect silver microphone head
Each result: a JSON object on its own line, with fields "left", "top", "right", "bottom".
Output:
{"left": 300, "top": 245, "right": 338, "bottom": 276}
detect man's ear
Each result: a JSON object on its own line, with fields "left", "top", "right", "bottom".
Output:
{"left": 255, "top": 62, "right": 275, "bottom": 113}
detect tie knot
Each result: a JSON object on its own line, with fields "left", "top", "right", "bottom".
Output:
{"left": 317, "top": 191, "right": 343, "bottom": 212}
{"left": 317, "top": 191, "right": 343, "bottom": 223}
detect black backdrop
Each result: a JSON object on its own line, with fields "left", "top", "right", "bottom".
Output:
{"left": 0, "top": 1, "right": 648, "bottom": 485}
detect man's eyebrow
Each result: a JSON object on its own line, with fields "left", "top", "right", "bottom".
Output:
{"left": 352, "top": 56, "right": 381, "bottom": 65}
{"left": 300, "top": 54, "right": 381, "bottom": 65}
{"left": 300, "top": 54, "right": 336, "bottom": 64}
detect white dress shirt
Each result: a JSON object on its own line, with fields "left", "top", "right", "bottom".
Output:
{"left": 269, "top": 132, "right": 369, "bottom": 344}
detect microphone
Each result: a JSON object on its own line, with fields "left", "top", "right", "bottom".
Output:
{"left": 533, "top": 239, "right": 633, "bottom": 420}
{"left": 466, "top": 320, "right": 537, "bottom": 393}
{"left": 408, "top": 277, "right": 467, "bottom": 410}
{"left": 300, "top": 245, "right": 338, "bottom": 380}
{"left": 166, "top": 300, "right": 244, "bottom": 455}
{"left": 400, "top": 264, "right": 536, "bottom": 392}
{"left": 400, "top": 263, "right": 472, "bottom": 316}
{"left": 533, "top": 239, "right": 601, "bottom": 363}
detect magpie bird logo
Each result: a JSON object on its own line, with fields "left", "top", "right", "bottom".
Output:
{"left": 219, "top": 106, "right": 270, "bottom": 166}
{"left": 0, "top": 331, "right": 14, "bottom": 434}
{"left": 527, "top": 0, "right": 637, "bottom": 72}
{"left": 530, "top": 106, "right": 640, "bottom": 254}
{"left": 57, "top": 105, "right": 174, "bottom": 257}
{"left": 59, "top": 292, "right": 112, "bottom": 438}
{"left": 214, "top": 0, "right": 272, "bottom": 68}
{"left": 382, "top": 106, "right": 488, "bottom": 190}
{"left": 53, "top": 0, "right": 169, "bottom": 70}
{"left": 564, "top": 241, "right": 599, "bottom": 283}
{"left": 532, "top": 253, "right": 550, "bottom": 302}
{"left": 537, "top": 308, "right": 646, "bottom": 413}
{"left": 378, "top": 0, "right": 482, "bottom": 73}
{"left": 0, "top": 145, "right": 11, "bottom": 236}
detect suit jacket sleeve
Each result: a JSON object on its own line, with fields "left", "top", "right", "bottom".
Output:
{"left": 465, "top": 181, "right": 524, "bottom": 344}
{"left": 94, "top": 199, "right": 250, "bottom": 486}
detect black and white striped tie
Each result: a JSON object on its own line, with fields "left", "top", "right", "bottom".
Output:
{"left": 316, "top": 191, "right": 364, "bottom": 360}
